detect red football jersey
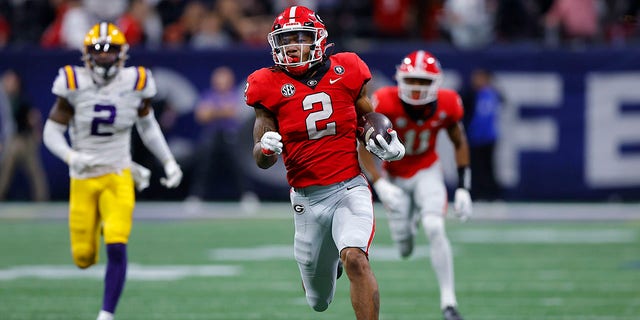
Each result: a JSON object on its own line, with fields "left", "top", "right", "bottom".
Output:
{"left": 245, "top": 52, "right": 372, "bottom": 188}
{"left": 372, "top": 86, "right": 463, "bottom": 178}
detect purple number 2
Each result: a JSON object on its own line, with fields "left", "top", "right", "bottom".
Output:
{"left": 91, "top": 104, "right": 116, "bottom": 136}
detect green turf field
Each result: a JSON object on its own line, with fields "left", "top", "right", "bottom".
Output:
{"left": 1, "top": 203, "right": 639, "bottom": 320}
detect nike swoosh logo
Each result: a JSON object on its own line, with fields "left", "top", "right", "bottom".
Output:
{"left": 329, "top": 78, "right": 342, "bottom": 84}
{"left": 346, "top": 185, "right": 357, "bottom": 190}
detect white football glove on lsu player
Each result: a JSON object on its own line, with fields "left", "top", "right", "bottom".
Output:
{"left": 260, "top": 131, "right": 283, "bottom": 155}
{"left": 43, "top": 120, "right": 102, "bottom": 174}
{"left": 130, "top": 162, "right": 151, "bottom": 192}
{"left": 366, "top": 130, "right": 405, "bottom": 161}
{"left": 373, "top": 178, "right": 404, "bottom": 209}
{"left": 160, "top": 160, "right": 183, "bottom": 188}
{"left": 66, "top": 150, "right": 100, "bottom": 173}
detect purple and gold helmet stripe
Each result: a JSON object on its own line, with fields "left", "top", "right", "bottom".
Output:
{"left": 134, "top": 66, "right": 147, "bottom": 91}
{"left": 64, "top": 65, "right": 77, "bottom": 90}
{"left": 84, "top": 22, "right": 127, "bottom": 46}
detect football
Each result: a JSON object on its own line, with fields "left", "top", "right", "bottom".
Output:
{"left": 357, "top": 112, "right": 393, "bottom": 147}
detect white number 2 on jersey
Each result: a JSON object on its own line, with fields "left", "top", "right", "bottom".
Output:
{"left": 303, "top": 92, "right": 336, "bottom": 140}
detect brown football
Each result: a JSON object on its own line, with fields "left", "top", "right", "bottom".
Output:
{"left": 357, "top": 112, "right": 393, "bottom": 147}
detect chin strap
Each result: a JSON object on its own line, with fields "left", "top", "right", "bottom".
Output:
{"left": 91, "top": 65, "right": 118, "bottom": 85}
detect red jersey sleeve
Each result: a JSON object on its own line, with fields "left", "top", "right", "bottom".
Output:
{"left": 331, "top": 52, "right": 372, "bottom": 100}
{"left": 245, "top": 68, "right": 271, "bottom": 110}
{"left": 439, "top": 89, "right": 464, "bottom": 126}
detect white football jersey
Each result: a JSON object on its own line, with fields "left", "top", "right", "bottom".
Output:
{"left": 52, "top": 65, "right": 157, "bottom": 178}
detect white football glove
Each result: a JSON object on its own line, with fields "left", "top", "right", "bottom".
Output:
{"left": 160, "top": 160, "right": 183, "bottom": 188}
{"left": 453, "top": 188, "right": 472, "bottom": 222}
{"left": 373, "top": 178, "right": 404, "bottom": 209}
{"left": 260, "top": 131, "right": 283, "bottom": 155}
{"left": 130, "top": 162, "right": 151, "bottom": 192}
{"left": 66, "top": 151, "right": 99, "bottom": 173}
{"left": 366, "top": 130, "right": 405, "bottom": 161}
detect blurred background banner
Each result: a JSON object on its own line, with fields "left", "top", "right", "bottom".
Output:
{"left": 1, "top": 46, "right": 639, "bottom": 202}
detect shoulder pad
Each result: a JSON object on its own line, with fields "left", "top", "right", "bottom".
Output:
{"left": 62, "top": 65, "right": 78, "bottom": 91}
{"left": 125, "top": 66, "right": 157, "bottom": 98}
{"left": 52, "top": 65, "right": 86, "bottom": 97}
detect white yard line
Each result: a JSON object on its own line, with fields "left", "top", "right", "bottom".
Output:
{"left": 0, "top": 263, "right": 240, "bottom": 281}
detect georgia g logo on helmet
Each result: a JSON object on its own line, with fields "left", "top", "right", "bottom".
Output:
{"left": 82, "top": 22, "right": 129, "bottom": 85}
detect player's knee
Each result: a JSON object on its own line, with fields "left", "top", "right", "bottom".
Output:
{"left": 422, "top": 215, "right": 445, "bottom": 241}
{"left": 103, "top": 226, "right": 131, "bottom": 245}
{"left": 71, "top": 244, "right": 96, "bottom": 269}
{"left": 341, "top": 248, "right": 370, "bottom": 277}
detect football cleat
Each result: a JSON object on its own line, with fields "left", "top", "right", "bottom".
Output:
{"left": 96, "top": 310, "right": 114, "bottom": 320}
{"left": 397, "top": 237, "right": 414, "bottom": 259}
{"left": 443, "top": 306, "right": 464, "bottom": 320}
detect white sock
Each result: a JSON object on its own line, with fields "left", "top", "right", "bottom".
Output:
{"left": 422, "top": 215, "right": 457, "bottom": 309}
{"left": 97, "top": 310, "right": 114, "bottom": 320}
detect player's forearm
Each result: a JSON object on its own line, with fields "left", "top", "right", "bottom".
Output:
{"left": 358, "top": 144, "right": 383, "bottom": 182}
{"left": 253, "top": 142, "right": 277, "bottom": 169}
{"left": 136, "top": 112, "right": 175, "bottom": 165}
{"left": 449, "top": 123, "right": 470, "bottom": 168}
{"left": 42, "top": 119, "right": 73, "bottom": 163}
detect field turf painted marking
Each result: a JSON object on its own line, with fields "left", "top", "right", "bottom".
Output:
{"left": 454, "top": 229, "right": 636, "bottom": 243}
{"left": 0, "top": 264, "right": 240, "bottom": 280}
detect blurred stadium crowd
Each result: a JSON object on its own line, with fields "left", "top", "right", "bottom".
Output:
{"left": 0, "top": 0, "right": 638, "bottom": 51}
{"left": 1, "top": 0, "right": 640, "bottom": 203}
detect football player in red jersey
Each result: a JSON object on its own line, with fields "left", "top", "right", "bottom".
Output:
{"left": 358, "top": 50, "right": 472, "bottom": 320}
{"left": 245, "top": 6, "right": 404, "bottom": 320}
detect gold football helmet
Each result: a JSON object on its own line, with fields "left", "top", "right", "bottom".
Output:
{"left": 82, "top": 22, "right": 129, "bottom": 84}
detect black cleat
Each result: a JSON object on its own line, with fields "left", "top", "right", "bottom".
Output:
{"left": 443, "top": 306, "right": 464, "bottom": 320}
{"left": 336, "top": 260, "right": 343, "bottom": 279}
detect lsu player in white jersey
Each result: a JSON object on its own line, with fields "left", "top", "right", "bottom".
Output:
{"left": 42, "top": 22, "right": 183, "bottom": 320}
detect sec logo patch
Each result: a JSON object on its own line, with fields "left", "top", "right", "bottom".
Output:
{"left": 281, "top": 83, "right": 295, "bottom": 97}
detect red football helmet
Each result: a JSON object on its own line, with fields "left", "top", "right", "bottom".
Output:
{"left": 268, "top": 6, "right": 328, "bottom": 75}
{"left": 395, "top": 50, "right": 443, "bottom": 105}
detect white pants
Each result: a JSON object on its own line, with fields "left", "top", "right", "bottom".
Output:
{"left": 387, "top": 161, "right": 447, "bottom": 243}
{"left": 387, "top": 161, "right": 458, "bottom": 308}
{"left": 289, "top": 174, "right": 375, "bottom": 311}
